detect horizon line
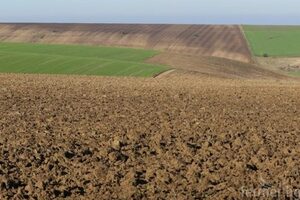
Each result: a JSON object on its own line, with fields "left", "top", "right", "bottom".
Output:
{"left": 0, "top": 22, "right": 300, "bottom": 26}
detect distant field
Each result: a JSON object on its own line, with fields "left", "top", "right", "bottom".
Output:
{"left": 243, "top": 25, "right": 300, "bottom": 57}
{"left": 0, "top": 42, "right": 167, "bottom": 77}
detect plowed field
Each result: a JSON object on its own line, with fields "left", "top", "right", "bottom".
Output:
{"left": 1, "top": 73, "right": 299, "bottom": 199}
{"left": 0, "top": 24, "right": 252, "bottom": 62}
{"left": 148, "top": 52, "right": 285, "bottom": 79}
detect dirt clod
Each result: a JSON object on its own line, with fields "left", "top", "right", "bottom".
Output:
{"left": 246, "top": 164, "right": 258, "bottom": 171}
{"left": 64, "top": 151, "right": 75, "bottom": 159}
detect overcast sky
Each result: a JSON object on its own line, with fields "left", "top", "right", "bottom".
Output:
{"left": 1, "top": 0, "right": 299, "bottom": 25}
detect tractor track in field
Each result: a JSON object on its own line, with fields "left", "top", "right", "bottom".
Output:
{"left": 153, "top": 69, "right": 176, "bottom": 78}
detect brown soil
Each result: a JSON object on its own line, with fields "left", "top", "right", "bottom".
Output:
{"left": 148, "top": 52, "right": 286, "bottom": 79}
{"left": 257, "top": 57, "right": 300, "bottom": 74}
{"left": 1, "top": 73, "right": 300, "bottom": 199}
{"left": 0, "top": 23, "right": 252, "bottom": 62}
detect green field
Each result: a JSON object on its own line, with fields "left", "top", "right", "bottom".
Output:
{"left": 243, "top": 25, "right": 300, "bottom": 57}
{"left": 288, "top": 71, "right": 300, "bottom": 77}
{"left": 0, "top": 42, "right": 168, "bottom": 77}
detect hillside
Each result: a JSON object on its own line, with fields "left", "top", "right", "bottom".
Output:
{"left": 0, "top": 23, "right": 252, "bottom": 62}
{"left": 148, "top": 52, "right": 285, "bottom": 79}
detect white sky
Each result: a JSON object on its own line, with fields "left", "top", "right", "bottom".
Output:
{"left": 1, "top": 0, "right": 299, "bottom": 24}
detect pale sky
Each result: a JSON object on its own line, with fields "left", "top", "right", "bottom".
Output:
{"left": 0, "top": 0, "right": 299, "bottom": 25}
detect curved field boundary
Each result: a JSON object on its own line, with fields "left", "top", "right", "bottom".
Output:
{"left": 0, "top": 23, "right": 252, "bottom": 63}
{"left": 238, "top": 25, "right": 255, "bottom": 63}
